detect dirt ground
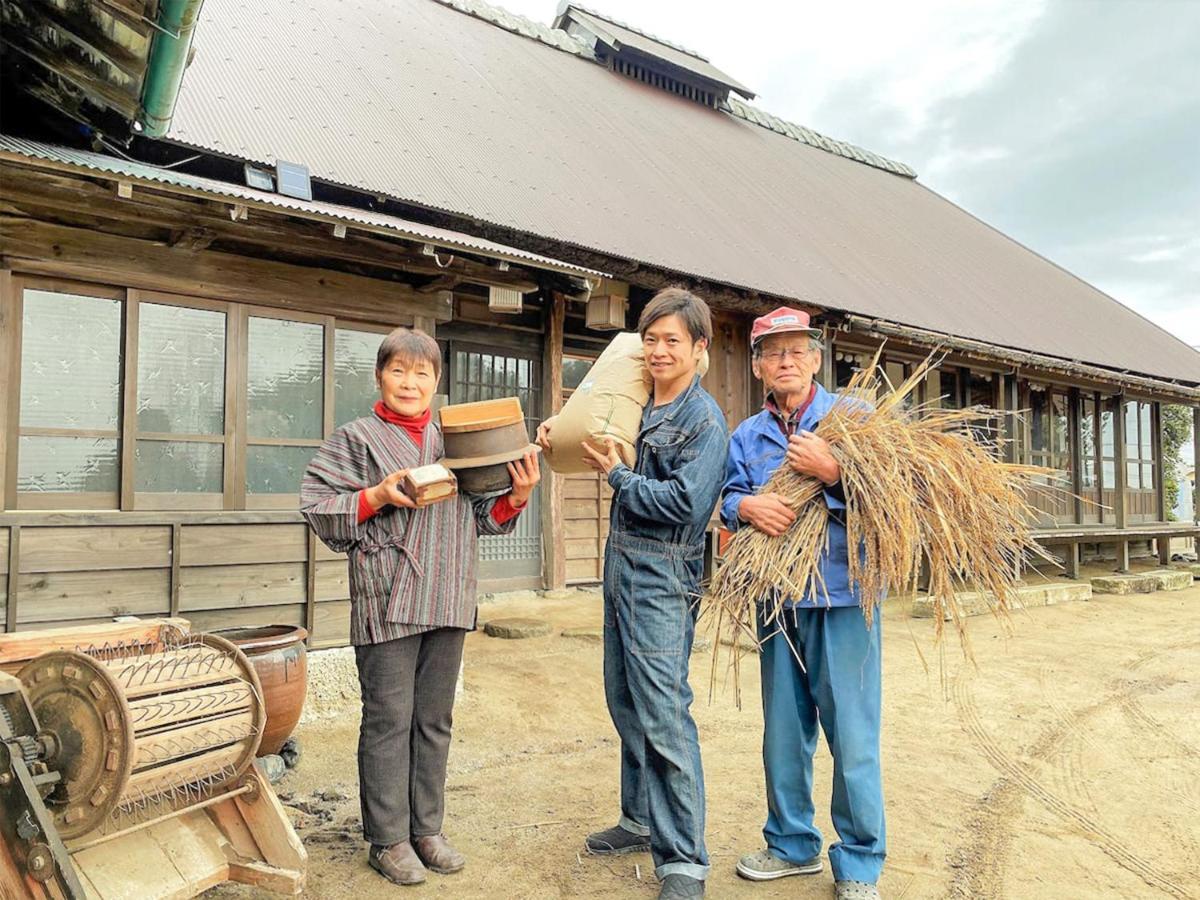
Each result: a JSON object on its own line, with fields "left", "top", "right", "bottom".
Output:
{"left": 210, "top": 570, "right": 1199, "bottom": 899}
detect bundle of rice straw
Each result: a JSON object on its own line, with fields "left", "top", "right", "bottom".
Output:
{"left": 702, "top": 350, "right": 1057, "bottom": 700}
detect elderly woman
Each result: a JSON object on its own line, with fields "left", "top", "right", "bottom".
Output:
{"left": 300, "top": 327, "right": 539, "bottom": 887}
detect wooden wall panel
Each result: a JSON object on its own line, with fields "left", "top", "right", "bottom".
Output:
{"left": 186, "top": 604, "right": 306, "bottom": 633}
{"left": 314, "top": 560, "right": 350, "bottom": 602}
{"left": 16, "top": 568, "right": 169, "bottom": 624}
{"left": 703, "top": 310, "right": 752, "bottom": 431}
{"left": 311, "top": 600, "right": 352, "bottom": 649}
{"left": 180, "top": 525, "right": 308, "bottom": 566}
{"left": 314, "top": 542, "right": 346, "bottom": 562}
{"left": 178, "top": 562, "right": 306, "bottom": 611}
{"left": 567, "top": 559, "right": 601, "bottom": 582}
{"left": 18, "top": 526, "right": 170, "bottom": 572}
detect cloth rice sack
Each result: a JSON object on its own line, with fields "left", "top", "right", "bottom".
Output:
{"left": 545, "top": 332, "right": 709, "bottom": 474}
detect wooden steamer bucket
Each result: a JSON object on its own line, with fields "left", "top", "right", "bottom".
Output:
{"left": 439, "top": 397, "right": 540, "bottom": 493}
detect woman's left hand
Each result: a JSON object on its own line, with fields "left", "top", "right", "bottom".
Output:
{"left": 507, "top": 450, "right": 541, "bottom": 507}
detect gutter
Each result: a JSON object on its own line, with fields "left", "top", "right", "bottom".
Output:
{"left": 844, "top": 314, "right": 1200, "bottom": 404}
{"left": 138, "top": 0, "right": 206, "bottom": 137}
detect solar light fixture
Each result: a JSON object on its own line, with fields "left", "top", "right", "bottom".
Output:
{"left": 275, "top": 159, "right": 312, "bottom": 200}
{"left": 244, "top": 163, "right": 274, "bottom": 191}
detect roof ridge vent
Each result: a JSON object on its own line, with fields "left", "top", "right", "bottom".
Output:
{"left": 552, "top": 3, "right": 754, "bottom": 107}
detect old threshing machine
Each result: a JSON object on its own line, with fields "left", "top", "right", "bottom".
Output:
{"left": 1, "top": 620, "right": 305, "bottom": 898}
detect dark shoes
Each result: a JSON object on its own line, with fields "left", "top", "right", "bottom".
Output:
{"left": 413, "top": 832, "right": 466, "bottom": 874}
{"left": 585, "top": 824, "right": 651, "bottom": 855}
{"left": 368, "top": 841, "right": 426, "bottom": 885}
{"left": 658, "top": 874, "right": 705, "bottom": 898}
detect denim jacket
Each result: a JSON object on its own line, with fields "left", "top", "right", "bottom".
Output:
{"left": 606, "top": 376, "right": 730, "bottom": 558}
{"left": 720, "top": 382, "right": 862, "bottom": 608}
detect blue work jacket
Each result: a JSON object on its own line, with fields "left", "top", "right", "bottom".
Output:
{"left": 607, "top": 375, "right": 730, "bottom": 556}
{"left": 720, "top": 382, "right": 862, "bottom": 608}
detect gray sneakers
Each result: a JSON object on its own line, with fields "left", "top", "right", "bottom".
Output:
{"left": 835, "top": 880, "right": 881, "bottom": 899}
{"left": 735, "top": 848, "right": 823, "bottom": 881}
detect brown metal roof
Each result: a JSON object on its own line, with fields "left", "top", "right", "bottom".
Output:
{"left": 165, "top": 0, "right": 1200, "bottom": 385}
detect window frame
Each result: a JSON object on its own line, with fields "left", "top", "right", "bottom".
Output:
{"left": 10, "top": 275, "right": 127, "bottom": 510}
{"left": 127, "top": 289, "right": 234, "bottom": 511}
{"left": 241, "top": 305, "right": 333, "bottom": 510}
{"left": 4, "top": 274, "right": 413, "bottom": 514}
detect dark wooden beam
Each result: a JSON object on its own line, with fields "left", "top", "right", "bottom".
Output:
{"left": 2, "top": 29, "right": 140, "bottom": 118}
{"left": 1112, "top": 395, "right": 1128, "bottom": 570}
{"left": 541, "top": 291, "right": 566, "bottom": 591}
{"left": 0, "top": 164, "right": 554, "bottom": 294}
{"left": 1069, "top": 388, "right": 1084, "bottom": 525}
{"left": 0, "top": 216, "right": 453, "bottom": 323}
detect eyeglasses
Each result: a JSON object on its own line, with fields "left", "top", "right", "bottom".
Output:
{"left": 759, "top": 347, "right": 817, "bottom": 364}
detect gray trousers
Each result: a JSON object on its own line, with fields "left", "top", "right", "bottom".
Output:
{"left": 354, "top": 627, "right": 466, "bottom": 847}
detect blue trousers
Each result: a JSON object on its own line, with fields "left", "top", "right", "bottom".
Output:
{"left": 758, "top": 605, "right": 886, "bottom": 883}
{"left": 603, "top": 533, "right": 709, "bottom": 881}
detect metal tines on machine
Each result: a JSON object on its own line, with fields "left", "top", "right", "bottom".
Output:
{"left": 0, "top": 622, "right": 305, "bottom": 899}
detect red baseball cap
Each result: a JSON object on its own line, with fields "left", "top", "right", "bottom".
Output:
{"left": 750, "top": 307, "right": 821, "bottom": 347}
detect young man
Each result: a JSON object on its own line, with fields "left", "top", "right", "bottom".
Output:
{"left": 537, "top": 288, "right": 728, "bottom": 900}
{"left": 721, "top": 308, "right": 886, "bottom": 900}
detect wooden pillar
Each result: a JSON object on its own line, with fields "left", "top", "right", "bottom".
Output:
{"left": 1113, "top": 395, "right": 1128, "bottom": 531}
{"left": 1153, "top": 402, "right": 1166, "bottom": 522}
{"left": 1193, "top": 406, "right": 1200, "bottom": 557}
{"left": 1063, "top": 542, "right": 1081, "bottom": 580}
{"left": 1001, "top": 373, "right": 1019, "bottom": 464}
{"left": 0, "top": 269, "right": 18, "bottom": 511}
{"left": 4, "top": 526, "right": 18, "bottom": 633}
{"left": 1069, "top": 388, "right": 1083, "bottom": 525}
{"left": 819, "top": 326, "right": 834, "bottom": 390}
{"left": 1112, "top": 395, "right": 1128, "bottom": 571}
{"left": 540, "top": 292, "right": 566, "bottom": 591}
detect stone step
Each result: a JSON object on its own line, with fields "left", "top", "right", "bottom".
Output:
{"left": 911, "top": 581, "right": 1092, "bottom": 620}
{"left": 1090, "top": 569, "right": 1192, "bottom": 595}
{"left": 1171, "top": 561, "right": 1200, "bottom": 580}
{"left": 482, "top": 617, "right": 553, "bottom": 639}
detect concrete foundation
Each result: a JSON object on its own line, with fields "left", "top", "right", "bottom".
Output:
{"left": 910, "top": 580, "right": 1092, "bottom": 620}
{"left": 1172, "top": 561, "right": 1200, "bottom": 580}
{"left": 1090, "top": 569, "right": 1192, "bottom": 594}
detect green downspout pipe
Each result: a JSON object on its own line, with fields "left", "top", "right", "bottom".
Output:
{"left": 138, "top": 0, "right": 206, "bottom": 137}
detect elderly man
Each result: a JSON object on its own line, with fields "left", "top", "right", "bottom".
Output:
{"left": 721, "top": 308, "right": 885, "bottom": 900}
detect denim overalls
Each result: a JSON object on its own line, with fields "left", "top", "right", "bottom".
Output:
{"left": 602, "top": 375, "right": 728, "bottom": 881}
{"left": 721, "top": 382, "right": 886, "bottom": 884}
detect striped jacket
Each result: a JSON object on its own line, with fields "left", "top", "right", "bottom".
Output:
{"left": 300, "top": 412, "right": 518, "bottom": 645}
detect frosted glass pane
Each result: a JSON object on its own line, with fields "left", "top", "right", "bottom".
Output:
{"left": 247, "top": 318, "right": 323, "bottom": 439}
{"left": 1124, "top": 402, "right": 1139, "bottom": 455}
{"left": 135, "top": 441, "right": 222, "bottom": 493}
{"left": 247, "top": 445, "right": 315, "bottom": 494}
{"left": 18, "top": 435, "right": 118, "bottom": 493}
{"left": 563, "top": 358, "right": 591, "bottom": 391}
{"left": 137, "top": 304, "right": 225, "bottom": 435}
{"left": 20, "top": 290, "right": 121, "bottom": 429}
{"left": 1139, "top": 403, "right": 1152, "bottom": 455}
{"left": 334, "top": 329, "right": 381, "bottom": 427}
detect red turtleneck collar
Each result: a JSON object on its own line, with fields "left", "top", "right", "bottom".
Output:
{"left": 374, "top": 400, "right": 430, "bottom": 447}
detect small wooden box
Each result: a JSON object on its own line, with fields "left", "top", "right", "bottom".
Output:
{"left": 401, "top": 464, "right": 458, "bottom": 507}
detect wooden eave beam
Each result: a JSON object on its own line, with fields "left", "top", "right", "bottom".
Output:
{"left": 0, "top": 215, "right": 454, "bottom": 323}
{"left": 0, "top": 159, "right": 560, "bottom": 293}
{"left": 2, "top": 30, "right": 140, "bottom": 118}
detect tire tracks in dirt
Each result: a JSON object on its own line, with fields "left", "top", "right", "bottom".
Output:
{"left": 951, "top": 674, "right": 1193, "bottom": 899}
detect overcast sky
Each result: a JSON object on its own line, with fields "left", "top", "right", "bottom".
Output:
{"left": 503, "top": 0, "right": 1200, "bottom": 348}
